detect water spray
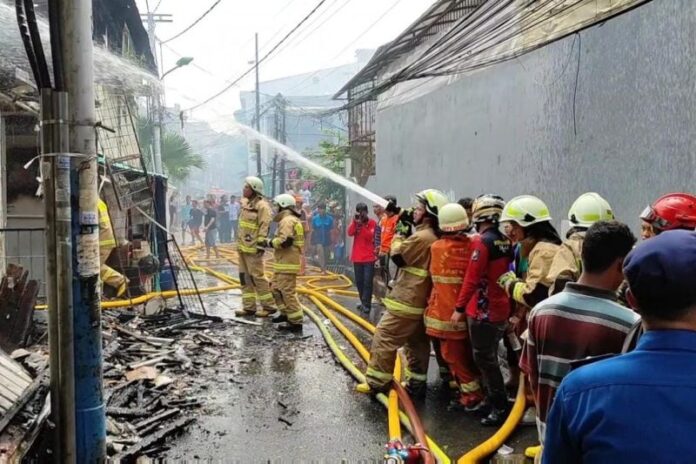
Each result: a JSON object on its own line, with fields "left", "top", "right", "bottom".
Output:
{"left": 235, "top": 123, "right": 388, "bottom": 207}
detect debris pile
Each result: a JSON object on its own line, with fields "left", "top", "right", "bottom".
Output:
{"left": 102, "top": 308, "right": 228, "bottom": 460}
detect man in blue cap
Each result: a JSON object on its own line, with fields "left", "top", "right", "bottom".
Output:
{"left": 543, "top": 230, "right": 696, "bottom": 464}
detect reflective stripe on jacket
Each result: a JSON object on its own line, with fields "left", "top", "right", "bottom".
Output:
{"left": 546, "top": 231, "right": 584, "bottom": 296}
{"left": 272, "top": 209, "right": 304, "bottom": 274}
{"left": 237, "top": 195, "right": 272, "bottom": 254}
{"left": 383, "top": 223, "right": 438, "bottom": 319}
{"left": 425, "top": 235, "right": 472, "bottom": 339}
{"left": 509, "top": 240, "right": 560, "bottom": 309}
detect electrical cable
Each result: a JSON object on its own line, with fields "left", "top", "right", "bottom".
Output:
{"left": 14, "top": 0, "right": 42, "bottom": 89}
{"left": 23, "top": 0, "right": 52, "bottom": 88}
{"left": 184, "top": 0, "right": 329, "bottom": 112}
{"left": 48, "top": 0, "right": 65, "bottom": 90}
{"left": 161, "top": 0, "right": 223, "bottom": 44}
{"left": 284, "top": 0, "right": 404, "bottom": 96}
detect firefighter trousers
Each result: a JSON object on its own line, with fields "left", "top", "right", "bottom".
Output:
{"left": 271, "top": 273, "right": 303, "bottom": 325}
{"left": 238, "top": 251, "right": 274, "bottom": 313}
{"left": 365, "top": 311, "right": 430, "bottom": 390}
{"left": 439, "top": 337, "right": 484, "bottom": 406}
{"left": 99, "top": 248, "right": 126, "bottom": 293}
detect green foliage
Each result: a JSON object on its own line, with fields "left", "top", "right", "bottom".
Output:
{"left": 136, "top": 117, "right": 205, "bottom": 183}
{"left": 304, "top": 135, "right": 348, "bottom": 204}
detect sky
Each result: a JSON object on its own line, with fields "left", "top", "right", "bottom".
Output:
{"left": 135, "top": 0, "right": 435, "bottom": 120}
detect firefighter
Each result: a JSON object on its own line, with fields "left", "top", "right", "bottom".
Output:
{"left": 98, "top": 198, "right": 127, "bottom": 298}
{"left": 425, "top": 203, "right": 483, "bottom": 408}
{"left": 498, "top": 195, "right": 562, "bottom": 321}
{"left": 546, "top": 193, "right": 614, "bottom": 295}
{"left": 497, "top": 195, "right": 561, "bottom": 399}
{"left": 235, "top": 176, "right": 275, "bottom": 317}
{"left": 264, "top": 193, "right": 305, "bottom": 332}
{"left": 356, "top": 189, "right": 449, "bottom": 396}
{"left": 452, "top": 194, "right": 513, "bottom": 426}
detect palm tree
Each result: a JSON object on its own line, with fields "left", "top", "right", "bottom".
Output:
{"left": 136, "top": 117, "right": 205, "bottom": 183}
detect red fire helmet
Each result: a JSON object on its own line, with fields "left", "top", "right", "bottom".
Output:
{"left": 640, "top": 193, "right": 696, "bottom": 232}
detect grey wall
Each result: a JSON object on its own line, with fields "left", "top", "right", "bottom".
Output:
{"left": 369, "top": 0, "right": 696, "bottom": 230}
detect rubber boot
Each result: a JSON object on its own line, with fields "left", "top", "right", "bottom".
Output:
{"left": 276, "top": 322, "right": 302, "bottom": 333}
{"left": 271, "top": 314, "right": 288, "bottom": 324}
{"left": 401, "top": 381, "right": 427, "bottom": 399}
{"left": 235, "top": 309, "right": 256, "bottom": 317}
{"left": 255, "top": 308, "right": 274, "bottom": 318}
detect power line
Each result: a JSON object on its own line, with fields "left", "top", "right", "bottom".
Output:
{"left": 284, "top": 0, "right": 403, "bottom": 95}
{"left": 161, "top": 0, "right": 223, "bottom": 44}
{"left": 184, "top": 0, "right": 330, "bottom": 112}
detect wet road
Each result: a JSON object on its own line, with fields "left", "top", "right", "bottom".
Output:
{"left": 162, "top": 264, "right": 535, "bottom": 461}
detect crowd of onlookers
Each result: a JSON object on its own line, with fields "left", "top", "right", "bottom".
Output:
{"left": 169, "top": 183, "right": 348, "bottom": 266}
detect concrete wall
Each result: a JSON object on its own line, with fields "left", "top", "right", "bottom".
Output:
{"left": 369, "top": 0, "right": 696, "bottom": 230}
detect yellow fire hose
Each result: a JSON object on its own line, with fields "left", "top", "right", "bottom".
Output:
{"left": 33, "top": 242, "right": 524, "bottom": 462}
{"left": 457, "top": 374, "right": 527, "bottom": 464}
{"left": 307, "top": 295, "right": 402, "bottom": 440}
{"left": 302, "top": 304, "right": 450, "bottom": 464}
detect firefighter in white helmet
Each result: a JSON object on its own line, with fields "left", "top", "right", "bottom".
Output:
{"left": 264, "top": 193, "right": 305, "bottom": 332}
{"left": 546, "top": 193, "right": 614, "bottom": 295}
{"left": 357, "top": 189, "right": 448, "bottom": 396}
{"left": 235, "top": 176, "right": 275, "bottom": 317}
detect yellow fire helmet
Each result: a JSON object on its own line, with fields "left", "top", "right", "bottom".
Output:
{"left": 568, "top": 192, "right": 614, "bottom": 228}
{"left": 415, "top": 189, "right": 449, "bottom": 217}
{"left": 500, "top": 195, "right": 552, "bottom": 227}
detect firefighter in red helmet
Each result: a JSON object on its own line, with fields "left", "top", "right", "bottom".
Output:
{"left": 640, "top": 193, "right": 696, "bottom": 235}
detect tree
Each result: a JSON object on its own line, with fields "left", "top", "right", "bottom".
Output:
{"left": 303, "top": 135, "right": 348, "bottom": 205}
{"left": 136, "top": 117, "right": 205, "bottom": 183}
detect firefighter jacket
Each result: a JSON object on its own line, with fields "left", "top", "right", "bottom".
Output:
{"left": 271, "top": 209, "right": 304, "bottom": 274}
{"left": 507, "top": 238, "right": 559, "bottom": 310}
{"left": 237, "top": 195, "right": 272, "bottom": 254}
{"left": 456, "top": 228, "right": 514, "bottom": 323}
{"left": 425, "top": 235, "right": 473, "bottom": 339}
{"left": 98, "top": 199, "right": 116, "bottom": 250}
{"left": 546, "top": 230, "right": 585, "bottom": 296}
{"left": 383, "top": 223, "right": 438, "bottom": 320}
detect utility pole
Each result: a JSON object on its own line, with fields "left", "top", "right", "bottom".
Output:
{"left": 140, "top": 10, "right": 172, "bottom": 175}
{"left": 60, "top": 0, "right": 105, "bottom": 460}
{"left": 255, "top": 32, "right": 262, "bottom": 178}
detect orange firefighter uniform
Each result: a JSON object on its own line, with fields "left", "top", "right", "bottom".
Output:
{"left": 270, "top": 209, "right": 305, "bottom": 325}
{"left": 236, "top": 194, "right": 275, "bottom": 315}
{"left": 364, "top": 223, "right": 438, "bottom": 390}
{"left": 98, "top": 199, "right": 127, "bottom": 297}
{"left": 425, "top": 234, "right": 483, "bottom": 406}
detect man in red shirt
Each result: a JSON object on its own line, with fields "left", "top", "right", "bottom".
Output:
{"left": 451, "top": 194, "right": 513, "bottom": 426}
{"left": 348, "top": 203, "right": 377, "bottom": 314}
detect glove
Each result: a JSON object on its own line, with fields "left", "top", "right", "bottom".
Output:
{"left": 399, "top": 208, "right": 415, "bottom": 225}
{"left": 395, "top": 221, "right": 411, "bottom": 237}
{"left": 385, "top": 200, "right": 399, "bottom": 215}
{"left": 257, "top": 238, "right": 271, "bottom": 248}
{"left": 497, "top": 271, "right": 518, "bottom": 292}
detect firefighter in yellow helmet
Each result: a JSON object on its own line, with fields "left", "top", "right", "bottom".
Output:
{"left": 98, "top": 199, "right": 127, "bottom": 297}
{"left": 498, "top": 196, "right": 562, "bottom": 336}
{"left": 546, "top": 193, "right": 614, "bottom": 295}
{"left": 235, "top": 176, "right": 275, "bottom": 317}
{"left": 356, "top": 189, "right": 448, "bottom": 396}
{"left": 264, "top": 193, "right": 305, "bottom": 332}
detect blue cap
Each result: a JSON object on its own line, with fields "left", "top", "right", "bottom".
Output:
{"left": 624, "top": 230, "right": 696, "bottom": 312}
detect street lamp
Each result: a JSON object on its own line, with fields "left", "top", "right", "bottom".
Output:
{"left": 160, "top": 56, "right": 194, "bottom": 80}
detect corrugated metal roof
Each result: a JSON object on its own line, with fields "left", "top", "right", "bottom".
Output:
{"left": 0, "top": 351, "right": 32, "bottom": 417}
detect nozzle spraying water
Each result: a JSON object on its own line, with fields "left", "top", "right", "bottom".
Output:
{"left": 237, "top": 124, "right": 388, "bottom": 207}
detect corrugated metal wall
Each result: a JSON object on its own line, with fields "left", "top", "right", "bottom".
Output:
{"left": 367, "top": 0, "right": 696, "bottom": 230}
